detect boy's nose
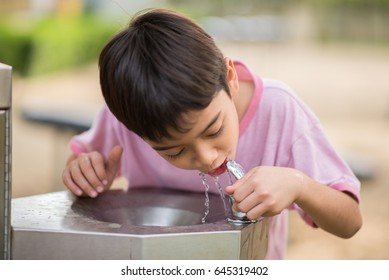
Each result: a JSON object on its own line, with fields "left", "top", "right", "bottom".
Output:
{"left": 193, "top": 144, "right": 218, "bottom": 171}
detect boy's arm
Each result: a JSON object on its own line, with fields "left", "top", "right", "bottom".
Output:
{"left": 225, "top": 166, "right": 362, "bottom": 239}
{"left": 295, "top": 174, "right": 362, "bottom": 238}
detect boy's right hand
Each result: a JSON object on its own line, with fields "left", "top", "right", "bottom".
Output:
{"left": 62, "top": 145, "right": 123, "bottom": 197}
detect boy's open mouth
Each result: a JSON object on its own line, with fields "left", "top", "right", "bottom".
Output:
{"left": 208, "top": 160, "right": 227, "bottom": 177}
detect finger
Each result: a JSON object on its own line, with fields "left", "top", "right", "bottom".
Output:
{"left": 225, "top": 166, "right": 257, "bottom": 194}
{"left": 224, "top": 181, "right": 249, "bottom": 201}
{"left": 88, "top": 152, "right": 109, "bottom": 188}
{"left": 79, "top": 154, "right": 105, "bottom": 193}
{"left": 69, "top": 160, "right": 99, "bottom": 197}
{"left": 236, "top": 190, "right": 265, "bottom": 213}
{"left": 224, "top": 175, "right": 247, "bottom": 194}
{"left": 106, "top": 145, "right": 123, "bottom": 181}
{"left": 62, "top": 169, "right": 84, "bottom": 196}
{"left": 231, "top": 174, "right": 258, "bottom": 204}
{"left": 245, "top": 195, "right": 282, "bottom": 219}
{"left": 246, "top": 202, "right": 272, "bottom": 220}
{"left": 237, "top": 190, "right": 269, "bottom": 220}
{"left": 224, "top": 185, "right": 235, "bottom": 195}
{"left": 246, "top": 204, "right": 267, "bottom": 220}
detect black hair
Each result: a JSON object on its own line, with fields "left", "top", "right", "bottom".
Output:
{"left": 99, "top": 8, "right": 229, "bottom": 141}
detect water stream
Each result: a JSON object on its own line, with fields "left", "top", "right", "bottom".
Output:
{"left": 199, "top": 173, "right": 210, "bottom": 224}
{"left": 199, "top": 172, "right": 230, "bottom": 223}
{"left": 212, "top": 176, "right": 230, "bottom": 217}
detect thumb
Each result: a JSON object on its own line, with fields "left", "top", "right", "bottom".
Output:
{"left": 224, "top": 184, "right": 235, "bottom": 195}
{"left": 106, "top": 145, "right": 123, "bottom": 180}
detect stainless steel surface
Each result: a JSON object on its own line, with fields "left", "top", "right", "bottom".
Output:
{"left": 0, "top": 63, "right": 12, "bottom": 260}
{"left": 12, "top": 188, "right": 269, "bottom": 259}
{"left": 226, "top": 160, "right": 245, "bottom": 180}
{"left": 71, "top": 187, "right": 224, "bottom": 227}
{"left": 0, "top": 64, "right": 12, "bottom": 109}
{"left": 226, "top": 160, "right": 257, "bottom": 224}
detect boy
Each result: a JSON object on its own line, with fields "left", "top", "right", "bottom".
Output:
{"left": 62, "top": 8, "right": 362, "bottom": 259}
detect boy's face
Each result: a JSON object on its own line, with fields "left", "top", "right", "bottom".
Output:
{"left": 145, "top": 89, "right": 239, "bottom": 175}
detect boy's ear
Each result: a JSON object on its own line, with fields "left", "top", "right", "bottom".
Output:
{"left": 225, "top": 57, "right": 239, "bottom": 97}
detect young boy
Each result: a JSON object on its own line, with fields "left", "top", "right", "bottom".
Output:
{"left": 62, "top": 8, "right": 362, "bottom": 259}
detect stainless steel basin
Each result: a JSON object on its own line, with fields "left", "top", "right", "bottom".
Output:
{"left": 11, "top": 187, "right": 269, "bottom": 259}
{"left": 71, "top": 187, "right": 225, "bottom": 227}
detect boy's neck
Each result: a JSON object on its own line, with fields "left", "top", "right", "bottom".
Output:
{"left": 233, "top": 80, "right": 254, "bottom": 121}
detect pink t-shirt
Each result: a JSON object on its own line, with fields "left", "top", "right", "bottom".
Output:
{"left": 70, "top": 61, "right": 360, "bottom": 259}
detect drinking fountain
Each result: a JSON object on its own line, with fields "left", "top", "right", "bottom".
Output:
{"left": 11, "top": 187, "right": 269, "bottom": 259}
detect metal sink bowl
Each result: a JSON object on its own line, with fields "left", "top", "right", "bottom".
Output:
{"left": 71, "top": 187, "right": 225, "bottom": 227}
{"left": 11, "top": 187, "right": 268, "bottom": 259}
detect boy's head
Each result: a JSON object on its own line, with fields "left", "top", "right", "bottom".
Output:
{"left": 99, "top": 8, "right": 230, "bottom": 142}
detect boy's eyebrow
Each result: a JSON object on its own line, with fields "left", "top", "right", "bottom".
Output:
{"left": 152, "top": 111, "right": 221, "bottom": 151}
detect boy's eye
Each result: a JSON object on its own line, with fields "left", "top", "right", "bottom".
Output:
{"left": 166, "top": 148, "right": 184, "bottom": 160}
{"left": 208, "top": 125, "right": 224, "bottom": 137}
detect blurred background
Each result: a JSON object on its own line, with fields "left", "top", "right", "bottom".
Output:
{"left": 1, "top": 0, "right": 388, "bottom": 259}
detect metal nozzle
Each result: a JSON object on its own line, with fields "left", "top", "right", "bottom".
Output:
{"left": 226, "top": 160, "right": 257, "bottom": 224}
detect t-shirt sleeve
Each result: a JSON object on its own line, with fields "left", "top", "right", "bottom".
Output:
{"left": 288, "top": 123, "right": 361, "bottom": 227}
{"left": 69, "top": 105, "right": 121, "bottom": 159}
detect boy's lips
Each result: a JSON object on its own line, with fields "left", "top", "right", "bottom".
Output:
{"left": 208, "top": 160, "right": 227, "bottom": 177}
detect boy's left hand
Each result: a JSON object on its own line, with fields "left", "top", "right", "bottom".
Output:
{"left": 224, "top": 166, "right": 306, "bottom": 220}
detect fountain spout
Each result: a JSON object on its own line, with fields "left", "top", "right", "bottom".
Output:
{"left": 226, "top": 160, "right": 257, "bottom": 224}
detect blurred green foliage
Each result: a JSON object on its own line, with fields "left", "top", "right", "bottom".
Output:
{"left": 0, "top": 22, "right": 33, "bottom": 76}
{"left": 0, "top": 16, "right": 118, "bottom": 76}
